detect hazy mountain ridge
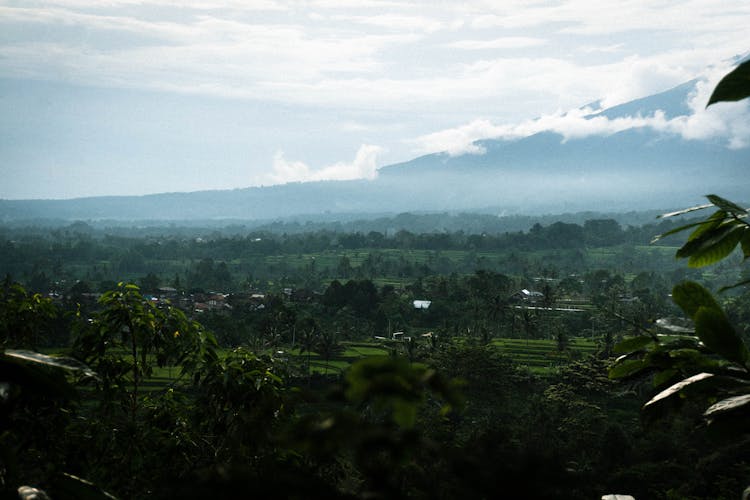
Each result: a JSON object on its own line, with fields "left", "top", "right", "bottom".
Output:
{"left": 2, "top": 78, "right": 748, "bottom": 222}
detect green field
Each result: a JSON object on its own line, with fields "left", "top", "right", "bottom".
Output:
{"left": 67, "top": 336, "right": 601, "bottom": 395}
{"left": 492, "top": 337, "right": 598, "bottom": 371}
{"left": 281, "top": 337, "right": 598, "bottom": 376}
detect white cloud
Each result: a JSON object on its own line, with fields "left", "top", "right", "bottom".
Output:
{"left": 447, "top": 37, "right": 546, "bottom": 50}
{"left": 465, "top": 1, "right": 750, "bottom": 37}
{"left": 411, "top": 70, "right": 750, "bottom": 156}
{"left": 0, "top": 1, "right": 747, "bottom": 117}
{"left": 340, "top": 121, "right": 375, "bottom": 132}
{"left": 578, "top": 44, "right": 625, "bottom": 54}
{"left": 266, "top": 145, "right": 384, "bottom": 184}
{"left": 663, "top": 71, "right": 750, "bottom": 148}
{"left": 7, "top": 0, "right": 288, "bottom": 11}
{"left": 0, "top": 3, "right": 437, "bottom": 105}
{"left": 330, "top": 13, "right": 445, "bottom": 33}
{"left": 304, "top": 0, "right": 409, "bottom": 9}
{"left": 411, "top": 119, "right": 506, "bottom": 156}
{"left": 593, "top": 55, "right": 698, "bottom": 109}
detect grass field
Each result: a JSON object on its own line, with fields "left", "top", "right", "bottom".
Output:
{"left": 62, "top": 336, "right": 601, "bottom": 396}
{"left": 492, "top": 337, "right": 598, "bottom": 372}
{"left": 286, "top": 337, "right": 599, "bottom": 375}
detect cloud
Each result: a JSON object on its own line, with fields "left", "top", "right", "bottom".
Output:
{"left": 593, "top": 55, "right": 697, "bottom": 109}
{"left": 0, "top": 4, "right": 418, "bottom": 93}
{"left": 265, "top": 145, "right": 384, "bottom": 184}
{"left": 466, "top": 1, "right": 750, "bottom": 37}
{"left": 664, "top": 72, "right": 750, "bottom": 148}
{"left": 411, "top": 119, "right": 506, "bottom": 156}
{"left": 411, "top": 70, "right": 750, "bottom": 156}
{"left": 446, "top": 37, "right": 546, "bottom": 50}
{"left": 330, "top": 13, "right": 445, "bottom": 33}
{"left": 7, "top": 0, "right": 288, "bottom": 11}
{"left": 0, "top": 1, "right": 747, "bottom": 119}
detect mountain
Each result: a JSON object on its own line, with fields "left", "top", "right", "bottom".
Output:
{"left": 584, "top": 80, "right": 696, "bottom": 120}
{"left": 1, "top": 79, "right": 748, "bottom": 222}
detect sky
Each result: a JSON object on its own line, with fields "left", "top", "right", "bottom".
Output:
{"left": 0, "top": 0, "right": 749, "bottom": 199}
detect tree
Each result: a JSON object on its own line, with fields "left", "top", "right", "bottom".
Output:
{"left": 610, "top": 59, "right": 750, "bottom": 439}
{"left": 0, "top": 279, "right": 57, "bottom": 350}
{"left": 583, "top": 219, "right": 624, "bottom": 246}
{"left": 68, "top": 282, "right": 219, "bottom": 497}
{"left": 74, "top": 283, "right": 213, "bottom": 425}
{"left": 316, "top": 329, "right": 343, "bottom": 374}
{"left": 336, "top": 255, "right": 352, "bottom": 279}
{"left": 190, "top": 348, "right": 287, "bottom": 464}
{"left": 139, "top": 272, "right": 160, "bottom": 294}
{"left": 296, "top": 316, "right": 319, "bottom": 380}
{"left": 291, "top": 356, "right": 463, "bottom": 498}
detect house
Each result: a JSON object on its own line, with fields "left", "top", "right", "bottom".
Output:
{"left": 157, "top": 287, "right": 179, "bottom": 301}
{"left": 207, "top": 293, "right": 231, "bottom": 311}
{"left": 413, "top": 300, "right": 432, "bottom": 309}
{"left": 374, "top": 331, "right": 412, "bottom": 342}
{"left": 513, "top": 289, "right": 544, "bottom": 302}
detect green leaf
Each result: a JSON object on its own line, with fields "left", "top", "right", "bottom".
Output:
{"left": 652, "top": 368, "right": 679, "bottom": 389}
{"left": 52, "top": 473, "right": 118, "bottom": 500}
{"left": 684, "top": 210, "right": 727, "bottom": 242}
{"left": 652, "top": 219, "right": 717, "bottom": 243}
{"left": 654, "top": 318, "right": 694, "bottom": 334}
{"left": 0, "top": 354, "right": 76, "bottom": 400}
{"left": 654, "top": 334, "right": 702, "bottom": 351}
{"left": 652, "top": 207, "right": 725, "bottom": 244}
{"left": 613, "top": 335, "right": 655, "bottom": 355}
{"left": 706, "top": 194, "right": 747, "bottom": 215}
{"left": 641, "top": 344, "right": 722, "bottom": 373}
{"left": 344, "top": 356, "right": 460, "bottom": 427}
{"left": 694, "top": 306, "right": 749, "bottom": 366}
{"left": 668, "top": 348, "right": 705, "bottom": 362}
{"left": 392, "top": 399, "right": 418, "bottom": 428}
{"left": 608, "top": 358, "right": 647, "bottom": 379}
{"left": 657, "top": 203, "right": 713, "bottom": 219}
{"left": 741, "top": 233, "right": 750, "bottom": 259}
{"left": 671, "top": 281, "right": 721, "bottom": 319}
{"left": 675, "top": 221, "right": 744, "bottom": 268}
{"left": 707, "top": 60, "right": 750, "bottom": 106}
{"left": 18, "top": 486, "right": 50, "bottom": 500}
{"left": 5, "top": 350, "right": 96, "bottom": 378}
{"left": 686, "top": 225, "right": 745, "bottom": 267}
{"left": 704, "top": 394, "right": 750, "bottom": 420}
{"left": 703, "top": 393, "right": 750, "bottom": 439}
{"left": 643, "top": 372, "right": 714, "bottom": 409}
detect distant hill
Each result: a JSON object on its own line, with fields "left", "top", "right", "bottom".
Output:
{"left": 1, "top": 79, "right": 748, "bottom": 222}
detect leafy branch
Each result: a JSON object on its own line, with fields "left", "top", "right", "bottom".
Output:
{"left": 610, "top": 58, "right": 750, "bottom": 436}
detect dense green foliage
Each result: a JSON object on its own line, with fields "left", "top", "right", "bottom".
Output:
{"left": 1, "top": 215, "right": 747, "bottom": 499}
{"left": 0, "top": 213, "right": 710, "bottom": 293}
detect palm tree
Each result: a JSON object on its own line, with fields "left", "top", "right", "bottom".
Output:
{"left": 316, "top": 329, "right": 343, "bottom": 375}
{"left": 296, "top": 317, "right": 319, "bottom": 382}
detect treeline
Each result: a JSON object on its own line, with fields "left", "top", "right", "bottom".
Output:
{"left": 0, "top": 208, "right": 669, "bottom": 235}
{"left": 0, "top": 216, "right": 701, "bottom": 293}
{"left": 1, "top": 215, "right": 688, "bottom": 254}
